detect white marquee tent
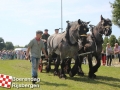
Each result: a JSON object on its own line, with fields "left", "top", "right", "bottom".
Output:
{"left": 14, "top": 48, "right": 27, "bottom": 52}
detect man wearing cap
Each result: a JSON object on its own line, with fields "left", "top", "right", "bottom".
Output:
{"left": 26, "top": 30, "right": 48, "bottom": 84}
{"left": 42, "top": 29, "right": 50, "bottom": 55}
{"left": 55, "top": 29, "right": 59, "bottom": 34}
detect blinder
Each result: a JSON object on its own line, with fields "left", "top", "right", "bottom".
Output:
{"left": 78, "top": 22, "right": 89, "bottom": 37}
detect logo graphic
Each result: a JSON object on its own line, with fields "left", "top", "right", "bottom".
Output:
{"left": 0, "top": 74, "right": 12, "bottom": 88}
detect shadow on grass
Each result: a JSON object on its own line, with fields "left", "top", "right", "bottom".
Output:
{"left": 40, "top": 69, "right": 54, "bottom": 74}
{"left": 41, "top": 68, "right": 120, "bottom": 88}
{"left": 67, "top": 75, "right": 120, "bottom": 88}
{"left": 40, "top": 80, "right": 68, "bottom": 87}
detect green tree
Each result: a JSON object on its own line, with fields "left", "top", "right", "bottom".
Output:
{"left": 14, "top": 45, "right": 20, "bottom": 48}
{"left": 5, "top": 42, "right": 14, "bottom": 50}
{"left": 24, "top": 44, "right": 28, "bottom": 48}
{"left": 110, "top": 0, "right": 120, "bottom": 27}
{"left": 102, "top": 36, "right": 109, "bottom": 51}
{"left": 118, "top": 36, "right": 120, "bottom": 44}
{"left": 109, "top": 35, "right": 117, "bottom": 47}
{"left": 0, "top": 37, "right": 5, "bottom": 50}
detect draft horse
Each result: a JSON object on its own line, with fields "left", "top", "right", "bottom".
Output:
{"left": 46, "top": 19, "right": 90, "bottom": 78}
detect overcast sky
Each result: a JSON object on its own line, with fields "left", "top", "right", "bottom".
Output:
{"left": 0, "top": 0, "right": 119, "bottom": 46}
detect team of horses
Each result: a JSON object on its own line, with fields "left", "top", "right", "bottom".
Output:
{"left": 42, "top": 15, "right": 112, "bottom": 79}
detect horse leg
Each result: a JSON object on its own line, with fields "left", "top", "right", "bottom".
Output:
{"left": 45, "top": 55, "right": 52, "bottom": 73}
{"left": 54, "top": 55, "right": 60, "bottom": 76}
{"left": 66, "top": 58, "right": 71, "bottom": 74}
{"left": 88, "top": 54, "right": 94, "bottom": 78}
{"left": 59, "top": 59, "right": 66, "bottom": 79}
{"left": 92, "top": 55, "right": 101, "bottom": 78}
{"left": 78, "top": 56, "right": 84, "bottom": 76}
{"left": 69, "top": 55, "right": 79, "bottom": 77}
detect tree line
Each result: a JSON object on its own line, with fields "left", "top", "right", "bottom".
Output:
{"left": 0, "top": 37, "right": 14, "bottom": 50}
{"left": 110, "top": 0, "right": 120, "bottom": 27}
{"left": 0, "top": 37, "right": 27, "bottom": 51}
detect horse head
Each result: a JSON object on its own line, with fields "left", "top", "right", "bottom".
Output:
{"left": 77, "top": 19, "right": 90, "bottom": 45}
{"left": 78, "top": 19, "right": 90, "bottom": 37}
{"left": 99, "top": 15, "right": 112, "bottom": 36}
{"left": 65, "top": 19, "right": 90, "bottom": 46}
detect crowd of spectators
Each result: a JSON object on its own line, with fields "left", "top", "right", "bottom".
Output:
{"left": 0, "top": 50, "right": 26, "bottom": 60}
{"left": 101, "top": 43, "right": 120, "bottom": 66}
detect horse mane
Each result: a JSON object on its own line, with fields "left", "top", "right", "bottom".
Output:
{"left": 65, "top": 21, "right": 78, "bottom": 46}
{"left": 91, "top": 21, "right": 103, "bottom": 44}
{"left": 65, "top": 23, "right": 70, "bottom": 41}
{"left": 95, "top": 21, "right": 102, "bottom": 30}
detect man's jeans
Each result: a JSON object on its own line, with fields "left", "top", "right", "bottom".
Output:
{"left": 30, "top": 56, "right": 40, "bottom": 78}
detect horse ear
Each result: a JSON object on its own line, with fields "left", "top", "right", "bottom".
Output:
{"left": 87, "top": 21, "right": 90, "bottom": 24}
{"left": 78, "top": 19, "right": 82, "bottom": 24}
{"left": 101, "top": 15, "right": 104, "bottom": 20}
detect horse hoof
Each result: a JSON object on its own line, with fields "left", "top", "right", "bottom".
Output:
{"left": 67, "top": 69, "right": 71, "bottom": 74}
{"left": 88, "top": 76, "right": 93, "bottom": 79}
{"left": 54, "top": 71, "right": 59, "bottom": 76}
{"left": 78, "top": 72, "right": 84, "bottom": 76}
{"left": 69, "top": 71, "right": 73, "bottom": 77}
{"left": 88, "top": 74, "right": 93, "bottom": 79}
{"left": 88, "top": 74, "right": 96, "bottom": 79}
{"left": 93, "top": 74, "right": 96, "bottom": 78}
{"left": 59, "top": 74, "right": 66, "bottom": 79}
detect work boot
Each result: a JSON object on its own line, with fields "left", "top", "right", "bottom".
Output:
{"left": 32, "top": 76, "right": 37, "bottom": 84}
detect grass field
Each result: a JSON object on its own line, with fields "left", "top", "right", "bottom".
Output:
{"left": 0, "top": 60, "right": 120, "bottom": 90}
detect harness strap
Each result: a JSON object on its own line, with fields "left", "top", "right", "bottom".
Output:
{"left": 91, "top": 27, "right": 97, "bottom": 52}
{"left": 71, "top": 34, "right": 78, "bottom": 43}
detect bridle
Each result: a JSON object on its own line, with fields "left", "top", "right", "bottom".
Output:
{"left": 71, "top": 24, "right": 88, "bottom": 44}
{"left": 99, "top": 23, "right": 112, "bottom": 36}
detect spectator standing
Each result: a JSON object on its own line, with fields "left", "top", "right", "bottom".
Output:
{"left": 17, "top": 51, "right": 20, "bottom": 59}
{"left": 114, "top": 43, "right": 120, "bottom": 63}
{"left": 20, "top": 50, "right": 23, "bottom": 60}
{"left": 101, "top": 49, "right": 106, "bottom": 66}
{"left": 106, "top": 43, "right": 113, "bottom": 66}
